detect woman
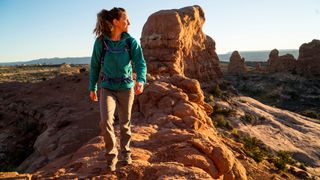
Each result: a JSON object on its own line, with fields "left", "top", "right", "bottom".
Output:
{"left": 89, "top": 7, "right": 147, "bottom": 172}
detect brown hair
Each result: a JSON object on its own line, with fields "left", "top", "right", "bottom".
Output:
{"left": 93, "top": 7, "right": 126, "bottom": 37}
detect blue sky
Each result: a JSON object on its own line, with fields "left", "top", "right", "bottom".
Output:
{"left": 0, "top": 0, "right": 319, "bottom": 62}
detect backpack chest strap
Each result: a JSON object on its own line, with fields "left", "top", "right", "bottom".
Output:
{"left": 99, "top": 36, "right": 133, "bottom": 66}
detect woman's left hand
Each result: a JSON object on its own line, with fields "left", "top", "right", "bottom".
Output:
{"left": 134, "top": 82, "right": 144, "bottom": 95}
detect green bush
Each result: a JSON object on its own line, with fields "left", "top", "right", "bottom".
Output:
{"left": 240, "top": 135, "right": 270, "bottom": 163}
{"left": 210, "top": 84, "right": 222, "bottom": 98}
{"left": 213, "top": 106, "right": 236, "bottom": 116}
{"left": 204, "top": 93, "right": 214, "bottom": 103}
{"left": 272, "top": 151, "right": 295, "bottom": 170}
{"left": 236, "top": 135, "right": 298, "bottom": 171}
{"left": 231, "top": 128, "right": 240, "bottom": 139}
{"left": 231, "top": 128, "right": 238, "bottom": 136}
{"left": 299, "top": 163, "right": 307, "bottom": 171}
{"left": 241, "top": 113, "right": 256, "bottom": 124}
{"left": 214, "top": 115, "right": 232, "bottom": 130}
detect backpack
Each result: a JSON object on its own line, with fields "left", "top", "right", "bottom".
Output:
{"left": 98, "top": 35, "right": 134, "bottom": 84}
{"left": 98, "top": 35, "right": 133, "bottom": 66}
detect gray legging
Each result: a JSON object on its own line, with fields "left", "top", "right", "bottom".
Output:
{"left": 99, "top": 87, "right": 134, "bottom": 165}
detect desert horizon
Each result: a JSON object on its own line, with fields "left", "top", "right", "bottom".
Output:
{"left": 1, "top": 2, "right": 320, "bottom": 180}
{"left": 0, "top": 49, "right": 300, "bottom": 66}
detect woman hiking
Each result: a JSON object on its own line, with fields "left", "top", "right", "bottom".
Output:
{"left": 88, "top": 7, "right": 147, "bottom": 172}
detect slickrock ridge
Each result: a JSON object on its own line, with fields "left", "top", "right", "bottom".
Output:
{"left": 227, "top": 51, "right": 248, "bottom": 75}
{"left": 141, "top": 5, "right": 222, "bottom": 82}
{"left": 234, "top": 96, "right": 320, "bottom": 167}
{"left": 212, "top": 95, "right": 320, "bottom": 176}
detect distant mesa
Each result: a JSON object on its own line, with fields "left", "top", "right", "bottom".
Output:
{"left": 141, "top": 5, "right": 222, "bottom": 82}
{"left": 227, "top": 51, "right": 248, "bottom": 75}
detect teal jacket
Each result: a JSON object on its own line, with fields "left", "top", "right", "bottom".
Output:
{"left": 89, "top": 32, "right": 147, "bottom": 91}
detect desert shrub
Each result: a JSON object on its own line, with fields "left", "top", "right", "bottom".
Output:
{"left": 209, "top": 84, "right": 222, "bottom": 98}
{"left": 272, "top": 151, "right": 295, "bottom": 170}
{"left": 300, "top": 110, "right": 319, "bottom": 119}
{"left": 204, "top": 93, "right": 214, "bottom": 103}
{"left": 231, "top": 128, "right": 238, "bottom": 135}
{"left": 299, "top": 163, "right": 307, "bottom": 171}
{"left": 239, "top": 99, "right": 247, "bottom": 103}
{"left": 214, "top": 115, "right": 232, "bottom": 130}
{"left": 241, "top": 113, "right": 256, "bottom": 124}
{"left": 213, "top": 106, "right": 236, "bottom": 117}
{"left": 240, "top": 135, "right": 270, "bottom": 163}
{"left": 231, "top": 128, "right": 239, "bottom": 139}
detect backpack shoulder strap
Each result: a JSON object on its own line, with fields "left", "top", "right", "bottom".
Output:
{"left": 125, "top": 37, "right": 134, "bottom": 60}
{"left": 98, "top": 35, "right": 108, "bottom": 66}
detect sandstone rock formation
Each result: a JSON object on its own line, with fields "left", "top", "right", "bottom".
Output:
{"left": 141, "top": 5, "right": 222, "bottom": 82}
{"left": 267, "top": 49, "right": 297, "bottom": 73}
{"left": 266, "top": 40, "right": 320, "bottom": 76}
{"left": 29, "top": 75, "right": 246, "bottom": 179}
{"left": 255, "top": 63, "right": 264, "bottom": 72}
{"left": 297, "top": 39, "right": 320, "bottom": 76}
{"left": 227, "top": 51, "right": 248, "bottom": 74}
{"left": 0, "top": 6, "right": 248, "bottom": 179}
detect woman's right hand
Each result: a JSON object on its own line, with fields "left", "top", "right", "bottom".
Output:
{"left": 89, "top": 91, "right": 98, "bottom": 102}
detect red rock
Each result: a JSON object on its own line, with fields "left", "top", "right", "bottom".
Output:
{"left": 227, "top": 51, "right": 248, "bottom": 74}
{"left": 297, "top": 39, "right": 320, "bottom": 76}
{"left": 3, "top": 6, "right": 248, "bottom": 180}
{"left": 255, "top": 63, "right": 264, "bottom": 72}
{"left": 141, "top": 5, "right": 222, "bottom": 82}
{"left": 267, "top": 49, "right": 297, "bottom": 73}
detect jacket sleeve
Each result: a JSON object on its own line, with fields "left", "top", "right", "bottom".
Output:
{"left": 89, "top": 39, "right": 102, "bottom": 91}
{"left": 130, "top": 38, "right": 147, "bottom": 84}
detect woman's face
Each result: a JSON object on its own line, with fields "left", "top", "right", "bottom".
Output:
{"left": 113, "top": 12, "right": 130, "bottom": 33}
